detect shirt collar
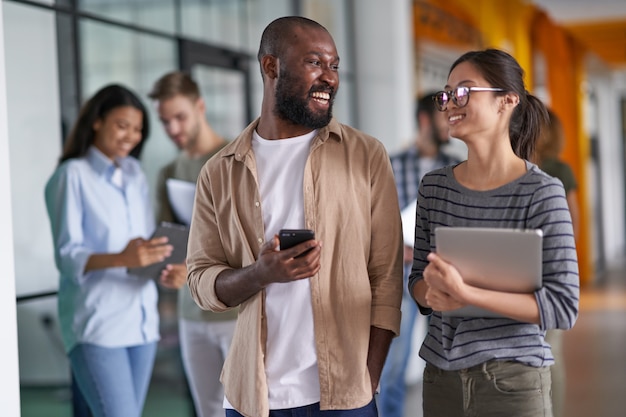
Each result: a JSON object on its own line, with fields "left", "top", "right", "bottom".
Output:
{"left": 86, "top": 146, "right": 138, "bottom": 177}
{"left": 224, "top": 118, "right": 343, "bottom": 162}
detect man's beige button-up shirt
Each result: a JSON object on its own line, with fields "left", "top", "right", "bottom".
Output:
{"left": 187, "top": 118, "right": 403, "bottom": 417}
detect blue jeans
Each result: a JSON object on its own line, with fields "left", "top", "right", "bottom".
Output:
{"left": 225, "top": 399, "right": 378, "bottom": 417}
{"left": 69, "top": 342, "right": 157, "bottom": 417}
{"left": 377, "top": 266, "right": 417, "bottom": 417}
{"left": 72, "top": 372, "right": 92, "bottom": 417}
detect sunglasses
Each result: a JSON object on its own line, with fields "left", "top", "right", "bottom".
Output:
{"left": 432, "top": 86, "right": 505, "bottom": 111}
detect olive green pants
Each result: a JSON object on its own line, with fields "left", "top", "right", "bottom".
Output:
{"left": 422, "top": 360, "right": 553, "bottom": 417}
{"left": 545, "top": 329, "right": 565, "bottom": 417}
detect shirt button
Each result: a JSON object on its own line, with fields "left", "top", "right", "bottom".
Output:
{"left": 258, "top": 237, "right": 263, "bottom": 244}
{"left": 255, "top": 201, "right": 260, "bottom": 207}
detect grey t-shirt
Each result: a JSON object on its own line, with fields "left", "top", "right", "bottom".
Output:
{"left": 156, "top": 149, "right": 238, "bottom": 322}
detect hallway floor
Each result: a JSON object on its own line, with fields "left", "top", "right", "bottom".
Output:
{"left": 20, "top": 261, "right": 626, "bottom": 417}
{"left": 559, "top": 263, "right": 626, "bottom": 417}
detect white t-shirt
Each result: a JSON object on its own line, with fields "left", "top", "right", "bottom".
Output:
{"left": 225, "top": 129, "right": 320, "bottom": 410}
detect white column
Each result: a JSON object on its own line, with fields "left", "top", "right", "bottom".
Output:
{"left": 590, "top": 69, "right": 626, "bottom": 264}
{"left": 0, "top": 4, "right": 22, "bottom": 415}
{"left": 352, "top": 0, "right": 415, "bottom": 152}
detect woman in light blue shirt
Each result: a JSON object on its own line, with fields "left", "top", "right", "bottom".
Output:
{"left": 45, "top": 84, "right": 173, "bottom": 417}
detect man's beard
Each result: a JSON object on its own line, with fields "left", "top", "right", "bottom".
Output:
{"left": 274, "top": 71, "right": 335, "bottom": 130}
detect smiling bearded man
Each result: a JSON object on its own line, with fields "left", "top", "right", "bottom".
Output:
{"left": 186, "top": 16, "right": 403, "bottom": 417}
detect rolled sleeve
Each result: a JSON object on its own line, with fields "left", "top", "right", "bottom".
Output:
{"left": 59, "top": 247, "right": 92, "bottom": 285}
{"left": 187, "top": 265, "right": 233, "bottom": 312}
{"left": 371, "top": 305, "right": 402, "bottom": 335}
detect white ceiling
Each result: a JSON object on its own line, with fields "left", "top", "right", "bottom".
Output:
{"left": 529, "top": 0, "right": 626, "bottom": 23}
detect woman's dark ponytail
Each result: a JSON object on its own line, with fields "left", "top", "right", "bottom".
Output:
{"left": 510, "top": 92, "right": 549, "bottom": 160}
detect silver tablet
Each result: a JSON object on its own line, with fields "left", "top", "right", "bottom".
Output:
{"left": 434, "top": 227, "right": 543, "bottom": 318}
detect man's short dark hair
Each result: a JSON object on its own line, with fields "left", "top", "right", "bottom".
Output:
{"left": 149, "top": 71, "right": 200, "bottom": 102}
{"left": 257, "top": 16, "right": 328, "bottom": 64}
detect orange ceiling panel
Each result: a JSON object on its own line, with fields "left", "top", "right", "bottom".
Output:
{"left": 564, "top": 19, "right": 626, "bottom": 68}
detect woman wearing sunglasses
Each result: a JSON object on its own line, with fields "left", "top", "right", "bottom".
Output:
{"left": 409, "top": 49, "right": 579, "bottom": 417}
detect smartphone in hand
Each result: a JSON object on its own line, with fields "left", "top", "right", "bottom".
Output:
{"left": 279, "top": 229, "right": 315, "bottom": 257}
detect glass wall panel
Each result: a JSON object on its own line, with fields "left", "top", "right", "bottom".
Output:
{"left": 80, "top": 20, "right": 179, "bottom": 203}
{"left": 180, "top": 0, "right": 294, "bottom": 52}
{"left": 180, "top": 0, "right": 246, "bottom": 49}
{"left": 3, "top": 1, "right": 70, "bottom": 385}
{"left": 79, "top": 0, "right": 176, "bottom": 35}
{"left": 192, "top": 65, "right": 248, "bottom": 140}
{"left": 4, "top": 3, "right": 60, "bottom": 298}
{"left": 243, "top": 0, "right": 293, "bottom": 51}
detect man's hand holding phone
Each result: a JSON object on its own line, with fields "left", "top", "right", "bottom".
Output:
{"left": 258, "top": 229, "right": 321, "bottom": 283}
{"left": 214, "top": 229, "right": 322, "bottom": 306}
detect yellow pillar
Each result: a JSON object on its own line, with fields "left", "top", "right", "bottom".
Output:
{"left": 532, "top": 11, "right": 594, "bottom": 286}
{"left": 450, "top": 0, "right": 536, "bottom": 87}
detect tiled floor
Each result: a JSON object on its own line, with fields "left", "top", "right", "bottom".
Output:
{"left": 20, "top": 261, "right": 626, "bottom": 417}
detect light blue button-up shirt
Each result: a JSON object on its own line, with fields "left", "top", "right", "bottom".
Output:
{"left": 45, "top": 146, "right": 159, "bottom": 353}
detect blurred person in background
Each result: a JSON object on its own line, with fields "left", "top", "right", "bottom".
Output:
{"left": 535, "top": 108, "right": 579, "bottom": 417}
{"left": 149, "top": 71, "right": 235, "bottom": 417}
{"left": 536, "top": 108, "right": 579, "bottom": 238}
{"left": 45, "top": 84, "right": 174, "bottom": 417}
